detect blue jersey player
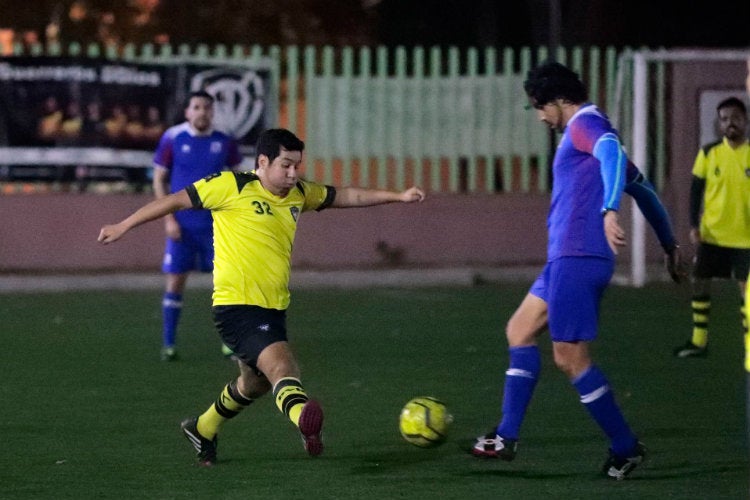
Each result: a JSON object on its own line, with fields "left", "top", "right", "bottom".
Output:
{"left": 472, "top": 61, "right": 681, "bottom": 479}
{"left": 152, "top": 90, "right": 242, "bottom": 361}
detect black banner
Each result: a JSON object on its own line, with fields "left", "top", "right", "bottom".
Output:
{"left": 0, "top": 56, "right": 273, "bottom": 173}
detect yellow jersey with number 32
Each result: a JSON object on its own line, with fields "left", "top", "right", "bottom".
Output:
{"left": 186, "top": 171, "right": 335, "bottom": 309}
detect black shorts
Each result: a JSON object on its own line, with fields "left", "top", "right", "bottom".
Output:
{"left": 693, "top": 242, "right": 750, "bottom": 280}
{"left": 212, "top": 305, "right": 288, "bottom": 371}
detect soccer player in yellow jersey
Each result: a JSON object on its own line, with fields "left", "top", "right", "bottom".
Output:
{"left": 98, "top": 128, "right": 425, "bottom": 465}
{"left": 674, "top": 97, "right": 750, "bottom": 358}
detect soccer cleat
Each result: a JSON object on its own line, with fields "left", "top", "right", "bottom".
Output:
{"left": 298, "top": 400, "right": 324, "bottom": 457}
{"left": 602, "top": 441, "right": 646, "bottom": 480}
{"left": 160, "top": 346, "right": 178, "bottom": 362}
{"left": 221, "top": 343, "right": 234, "bottom": 358}
{"left": 673, "top": 341, "right": 708, "bottom": 358}
{"left": 181, "top": 417, "right": 217, "bottom": 466}
{"left": 471, "top": 433, "right": 517, "bottom": 460}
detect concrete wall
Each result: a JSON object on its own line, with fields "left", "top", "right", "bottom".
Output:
{"left": 0, "top": 191, "right": 670, "bottom": 273}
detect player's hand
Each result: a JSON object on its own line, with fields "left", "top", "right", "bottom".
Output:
{"left": 664, "top": 244, "right": 687, "bottom": 284}
{"left": 98, "top": 224, "right": 125, "bottom": 244}
{"left": 603, "top": 210, "right": 626, "bottom": 254}
{"left": 400, "top": 186, "right": 425, "bottom": 203}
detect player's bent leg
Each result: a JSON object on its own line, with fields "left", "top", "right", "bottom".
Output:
{"left": 259, "top": 342, "right": 324, "bottom": 456}
{"left": 473, "top": 293, "right": 546, "bottom": 460}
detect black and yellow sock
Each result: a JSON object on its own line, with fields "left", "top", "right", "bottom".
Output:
{"left": 197, "top": 380, "right": 254, "bottom": 439}
{"left": 273, "top": 377, "right": 309, "bottom": 427}
{"left": 691, "top": 294, "right": 710, "bottom": 348}
{"left": 741, "top": 298, "right": 749, "bottom": 371}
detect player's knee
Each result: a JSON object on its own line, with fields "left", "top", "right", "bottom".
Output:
{"left": 505, "top": 319, "right": 535, "bottom": 346}
{"left": 257, "top": 345, "right": 300, "bottom": 385}
{"left": 552, "top": 355, "right": 575, "bottom": 378}
{"left": 552, "top": 349, "right": 589, "bottom": 379}
{"left": 238, "top": 372, "right": 272, "bottom": 398}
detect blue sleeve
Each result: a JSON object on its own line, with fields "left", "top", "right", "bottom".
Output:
{"left": 593, "top": 132, "right": 626, "bottom": 212}
{"left": 624, "top": 171, "right": 677, "bottom": 251}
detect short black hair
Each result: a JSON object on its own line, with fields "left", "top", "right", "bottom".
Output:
{"left": 523, "top": 61, "right": 588, "bottom": 106}
{"left": 717, "top": 96, "right": 747, "bottom": 115}
{"left": 185, "top": 90, "right": 214, "bottom": 108}
{"left": 255, "top": 128, "right": 305, "bottom": 168}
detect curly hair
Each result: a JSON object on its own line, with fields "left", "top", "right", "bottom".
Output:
{"left": 523, "top": 61, "right": 588, "bottom": 106}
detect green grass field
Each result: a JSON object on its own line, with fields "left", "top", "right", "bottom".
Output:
{"left": 1, "top": 281, "right": 748, "bottom": 499}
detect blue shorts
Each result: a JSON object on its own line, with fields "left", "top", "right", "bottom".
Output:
{"left": 212, "top": 305, "right": 288, "bottom": 370}
{"left": 161, "top": 227, "right": 213, "bottom": 274}
{"left": 529, "top": 256, "right": 614, "bottom": 342}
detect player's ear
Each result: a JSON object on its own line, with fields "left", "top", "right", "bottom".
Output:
{"left": 257, "top": 154, "right": 269, "bottom": 169}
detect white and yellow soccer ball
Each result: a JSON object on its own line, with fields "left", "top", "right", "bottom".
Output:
{"left": 399, "top": 396, "right": 453, "bottom": 448}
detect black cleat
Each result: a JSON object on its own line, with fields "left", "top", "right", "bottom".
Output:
{"left": 181, "top": 417, "right": 217, "bottom": 466}
{"left": 673, "top": 341, "right": 708, "bottom": 358}
{"left": 602, "top": 441, "right": 646, "bottom": 480}
{"left": 160, "top": 346, "right": 178, "bottom": 362}
{"left": 471, "top": 433, "right": 517, "bottom": 461}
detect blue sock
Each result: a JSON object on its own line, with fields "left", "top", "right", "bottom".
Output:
{"left": 497, "top": 345, "right": 541, "bottom": 440}
{"left": 573, "top": 365, "right": 637, "bottom": 456}
{"left": 162, "top": 292, "right": 182, "bottom": 347}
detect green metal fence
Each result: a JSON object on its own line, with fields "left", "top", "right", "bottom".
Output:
{"left": 4, "top": 41, "right": 634, "bottom": 194}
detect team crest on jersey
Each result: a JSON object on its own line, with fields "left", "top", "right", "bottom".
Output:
{"left": 181, "top": 144, "right": 191, "bottom": 153}
{"left": 190, "top": 68, "right": 266, "bottom": 140}
{"left": 290, "top": 206, "right": 300, "bottom": 222}
{"left": 210, "top": 141, "right": 223, "bottom": 153}
{"left": 714, "top": 167, "right": 720, "bottom": 176}
{"left": 745, "top": 167, "right": 750, "bottom": 178}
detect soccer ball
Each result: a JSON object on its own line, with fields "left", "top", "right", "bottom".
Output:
{"left": 399, "top": 396, "right": 452, "bottom": 448}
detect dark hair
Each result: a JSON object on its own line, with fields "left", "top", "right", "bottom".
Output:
{"left": 255, "top": 128, "right": 305, "bottom": 167}
{"left": 523, "top": 61, "right": 588, "bottom": 106}
{"left": 185, "top": 90, "right": 214, "bottom": 108}
{"left": 717, "top": 96, "right": 747, "bottom": 115}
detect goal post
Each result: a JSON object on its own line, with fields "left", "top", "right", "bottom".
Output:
{"left": 614, "top": 48, "right": 750, "bottom": 286}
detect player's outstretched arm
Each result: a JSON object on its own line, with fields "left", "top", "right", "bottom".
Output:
{"left": 98, "top": 190, "right": 192, "bottom": 244}
{"left": 331, "top": 186, "right": 425, "bottom": 208}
